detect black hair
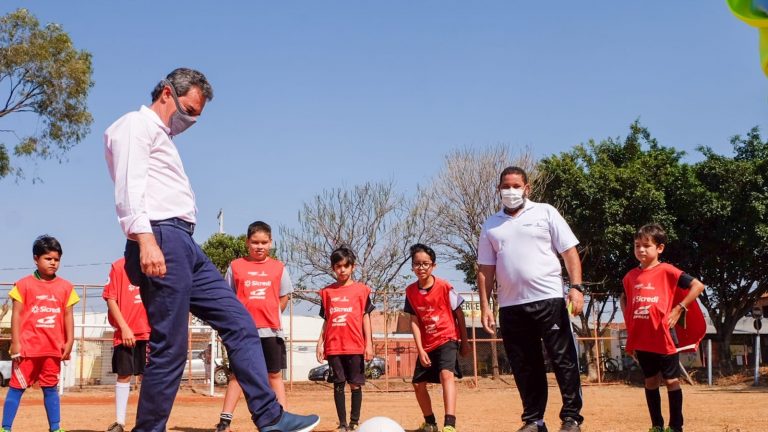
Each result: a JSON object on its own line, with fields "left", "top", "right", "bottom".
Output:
{"left": 499, "top": 166, "right": 528, "bottom": 184}
{"left": 409, "top": 243, "right": 436, "bottom": 263}
{"left": 151, "top": 68, "right": 214, "bottom": 102}
{"left": 634, "top": 223, "right": 668, "bottom": 246}
{"left": 33, "top": 235, "right": 62, "bottom": 257}
{"left": 247, "top": 221, "right": 272, "bottom": 239}
{"left": 330, "top": 246, "right": 357, "bottom": 267}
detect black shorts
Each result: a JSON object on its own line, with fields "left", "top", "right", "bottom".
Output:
{"left": 112, "top": 340, "right": 148, "bottom": 376}
{"left": 636, "top": 350, "right": 680, "bottom": 379}
{"left": 412, "top": 340, "right": 462, "bottom": 384}
{"left": 261, "top": 337, "right": 287, "bottom": 373}
{"left": 328, "top": 354, "right": 366, "bottom": 385}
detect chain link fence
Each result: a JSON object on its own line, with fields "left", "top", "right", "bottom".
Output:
{"left": 1, "top": 283, "right": 708, "bottom": 395}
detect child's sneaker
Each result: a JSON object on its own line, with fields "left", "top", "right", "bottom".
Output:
{"left": 418, "top": 423, "right": 439, "bottom": 432}
{"left": 106, "top": 422, "right": 125, "bottom": 432}
{"left": 51, "top": 429, "right": 67, "bottom": 432}
{"left": 214, "top": 422, "right": 231, "bottom": 432}
{"left": 336, "top": 425, "right": 348, "bottom": 432}
{"left": 348, "top": 422, "right": 359, "bottom": 430}
{"left": 648, "top": 427, "right": 664, "bottom": 432}
{"left": 442, "top": 426, "right": 457, "bottom": 432}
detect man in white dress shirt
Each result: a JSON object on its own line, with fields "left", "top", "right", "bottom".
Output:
{"left": 104, "top": 68, "right": 319, "bottom": 432}
{"left": 477, "top": 166, "right": 585, "bottom": 432}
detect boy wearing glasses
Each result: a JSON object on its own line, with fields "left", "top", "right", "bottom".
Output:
{"left": 404, "top": 244, "right": 469, "bottom": 432}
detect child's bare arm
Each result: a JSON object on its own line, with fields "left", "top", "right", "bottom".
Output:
{"left": 454, "top": 308, "right": 469, "bottom": 356}
{"left": 316, "top": 320, "right": 327, "bottom": 363}
{"left": 63, "top": 305, "right": 75, "bottom": 360}
{"left": 279, "top": 295, "right": 290, "bottom": 312}
{"left": 106, "top": 298, "right": 135, "bottom": 347}
{"left": 410, "top": 315, "right": 431, "bottom": 367}
{"left": 363, "top": 312, "right": 373, "bottom": 361}
{"left": 10, "top": 300, "right": 22, "bottom": 358}
{"left": 667, "top": 278, "right": 705, "bottom": 328}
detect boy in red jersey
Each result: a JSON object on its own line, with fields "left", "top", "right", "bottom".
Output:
{"left": 1, "top": 235, "right": 79, "bottom": 432}
{"left": 404, "top": 244, "right": 468, "bottom": 432}
{"left": 215, "top": 221, "right": 294, "bottom": 432}
{"left": 103, "top": 257, "right": 151, "bottom": 432}
{"left": 316, "top": 247, "right": 374, "bottom": 432}
{"left": 620, "top": 224, "right": 705, "bottom": 432}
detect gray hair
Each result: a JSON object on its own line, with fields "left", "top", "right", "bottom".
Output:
{"left": 151, "top": 68, "right": 214, "bottom": 102}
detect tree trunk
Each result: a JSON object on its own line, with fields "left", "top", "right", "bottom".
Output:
{"left": 713, "top": 316, "right": 739, "bottom": 376}
{"left": 716, "top": 331, "right": 735, "bottom": 376}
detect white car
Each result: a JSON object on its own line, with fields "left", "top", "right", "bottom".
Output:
{"left": 0, "top": 360, "right": 11, "bottom": 387}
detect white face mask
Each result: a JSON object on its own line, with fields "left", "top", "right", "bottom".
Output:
{"left": 500, "top": 187, "right": 525, "bottom": 209}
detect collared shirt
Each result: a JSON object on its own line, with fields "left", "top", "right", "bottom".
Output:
{"left": 477, "top": 200, "right": 579, "bottom": 307}
{"left": 104, "top": 106, "right": 197, "bottom": 236}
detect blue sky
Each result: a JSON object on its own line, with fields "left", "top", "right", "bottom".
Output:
{"left": 1, "top": 1, "right": 767, "bottom": 297}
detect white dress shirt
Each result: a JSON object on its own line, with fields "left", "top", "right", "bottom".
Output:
{"left": 104, "top": 105, "right": 197, "bottom": 236}
{"left": 477, "top": 201, "right": 579, "bottom": 307}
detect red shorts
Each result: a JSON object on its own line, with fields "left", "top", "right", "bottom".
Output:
{"left": 10, "top": 356, "right": 61, "bottom": 389}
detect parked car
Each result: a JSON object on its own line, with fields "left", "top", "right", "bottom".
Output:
{"left": 183, "top": 349, "right": 230, "bottom": 385}
{"left": 0, "top": 360, "right": 10, "bottom": 387}
{"left": 308, "top": 356, "right": 386, "bottom": 382}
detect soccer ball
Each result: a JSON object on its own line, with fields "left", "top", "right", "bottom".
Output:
{"left": 357, "top": 416, "right": 405, "bottom": 432}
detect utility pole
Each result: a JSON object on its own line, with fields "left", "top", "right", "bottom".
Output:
{"left": 217, "top": 208, "right": 224, "bottom": 234}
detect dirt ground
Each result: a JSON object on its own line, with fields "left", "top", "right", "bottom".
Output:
{"left": 2, "top": 379, "right": 764, "bottom": 432}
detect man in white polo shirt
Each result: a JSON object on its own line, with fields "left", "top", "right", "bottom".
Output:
{"left": 477, "top": 166, "right": 585, "bottom": 432}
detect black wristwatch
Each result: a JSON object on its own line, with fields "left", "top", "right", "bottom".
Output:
{"left": 570, "top": 283, "right": 584, "bottom": 293}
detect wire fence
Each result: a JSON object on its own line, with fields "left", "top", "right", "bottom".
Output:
{"left": 0, "top": 283, "right": 719, "bottom": 395}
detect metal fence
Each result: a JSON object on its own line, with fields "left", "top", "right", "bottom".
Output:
{"left": 0, "top": 283, "right": 683, "bottom": 395}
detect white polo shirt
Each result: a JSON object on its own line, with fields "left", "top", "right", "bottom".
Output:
{"left": 477, "top": 201, "right": 579, "bottom": 307}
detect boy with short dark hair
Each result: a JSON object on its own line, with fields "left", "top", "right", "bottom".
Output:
{"left": 104, "top": 257, "right": 151, "bottom": 432}
{"left": 215, "top": 221, "right": 293, "bottom": 432}
{"left": 316, "top": 247, "right": 374, "bottom": 432}
{"left": 405, "top": 243, "right": 469, "bottom": 432}
{"left": 621, "top": 224, "right": 705, "bottom": 432}
{"left": 2, "top": 235, "right": 79, "bottom": 432}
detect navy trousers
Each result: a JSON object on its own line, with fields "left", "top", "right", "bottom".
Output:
{"left": 499, "top": 298, "right": 583, "bottom": 424}
{"left": 124, "top": 220, "right": 282, "bottom": 432}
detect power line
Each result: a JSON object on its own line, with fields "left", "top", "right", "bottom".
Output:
{"left": 0, "top": 262, "right": 112, "bottom": 271}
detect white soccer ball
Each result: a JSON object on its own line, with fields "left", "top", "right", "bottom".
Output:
{"left": 357, "top": 416, "right": 405, "bottom": 432}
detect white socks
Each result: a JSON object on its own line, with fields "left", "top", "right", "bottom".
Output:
{"left": 115, "top": 381, "right": 131, "bottom": 425}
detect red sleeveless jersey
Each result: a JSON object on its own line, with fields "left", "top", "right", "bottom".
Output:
{"left": 405, "top": 277, "right": 460, "bottom": 353}
{"left": 13, "top": 275, "right": 76, "bottom": 358}
{"left": 103, "top": 258, "right": 151, "bottom": 346}
{"left": 320, "top": 282, "right": 371, "bottom": 356}
{"left": 623, "top": 263, "right": 685, "bottom": 355}
{"left": 230, "top": 257, "right": 285, "bottom": 330}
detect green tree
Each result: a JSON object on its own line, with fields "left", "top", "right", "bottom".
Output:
{"left": 676, "top": 127, "right": 768, "bottom": 373}
{"left": 0, "top": 8, "right": 94, "bottom": 179}
{"left": 200, "top": 233, "right": 248, "bottom": 276}
{"left": 539, "top": 121, "right": 696, "bottom": 379}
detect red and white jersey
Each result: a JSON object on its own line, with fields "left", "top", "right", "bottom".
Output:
{"left": 9, "top": 275, "right": 79, "bottom": 358}
{"left": 319, "top": 282, "right": 373, "bottom": 356}
{"left": 622, "top": 263, "right": 684, "bottom": 355}
{"left": 103, "top": 258, "right": 150, "bottom": 346}
{"left": 229, "top": 257, "right": 285, "bottom": 330}
{"left": 405, "top": 277, "right": 461, "bottom": 353}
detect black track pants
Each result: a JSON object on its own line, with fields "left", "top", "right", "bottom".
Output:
{"left": 499, "top": 297, "right": 583, "bottom": 424}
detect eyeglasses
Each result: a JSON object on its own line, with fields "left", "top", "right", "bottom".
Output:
{"left": 412, "top": 262, "right": 434, "bottom": 269}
